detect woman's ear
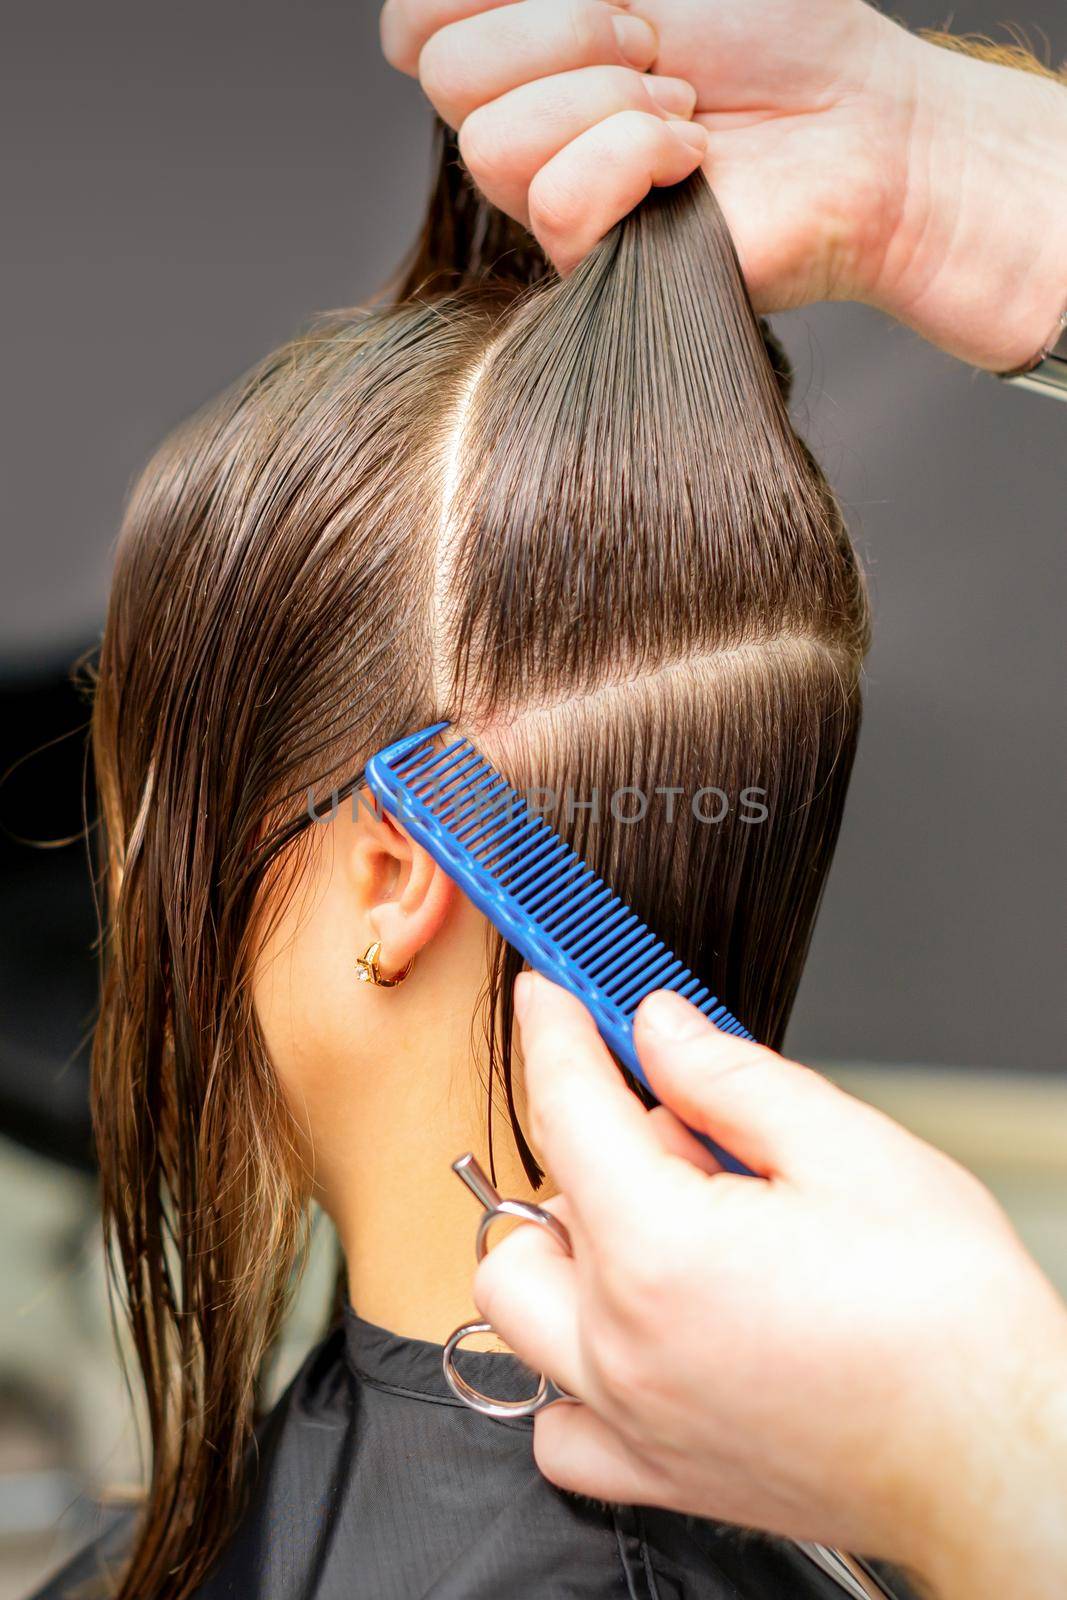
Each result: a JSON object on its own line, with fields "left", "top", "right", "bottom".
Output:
{"left": 347, "top": 792, "right": 455, "bottom": 978}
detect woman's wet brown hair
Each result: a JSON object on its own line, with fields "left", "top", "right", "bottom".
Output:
{"left": 91, "top": 124, "right": 869, "bottom": 1598}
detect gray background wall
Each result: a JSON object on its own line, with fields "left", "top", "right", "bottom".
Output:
{"left": 2, "top": 0, "right": 1064, "bottom": 1073}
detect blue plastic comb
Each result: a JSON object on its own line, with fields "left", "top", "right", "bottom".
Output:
{"left": 365, "top": 723, "right": 753, "bottom": 1176}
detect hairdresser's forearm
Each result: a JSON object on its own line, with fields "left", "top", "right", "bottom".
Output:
{"left": 914, "top": 1334, "right": 1067, "bottom": 1600}
{"left": 867, "top": 35, "right": 1067, "bottom": 370}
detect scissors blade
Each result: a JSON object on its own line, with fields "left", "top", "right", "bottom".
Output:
{"left": 797, "top": 1542, "right": 901, "bottom": 1599}
{"left": 452, "top": 1152, "right": 503, "bottom": 1212}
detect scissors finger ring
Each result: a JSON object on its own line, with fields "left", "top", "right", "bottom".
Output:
{"left": 440, "top": 1158, "right": 898, "bottom": 1599}
{"left": 443, "top": 1153, "right": 579, "bottom": 1419}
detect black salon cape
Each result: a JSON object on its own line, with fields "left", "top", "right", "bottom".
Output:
{"left": 34, "top": 1308, "right": 914, "bottom": 1600}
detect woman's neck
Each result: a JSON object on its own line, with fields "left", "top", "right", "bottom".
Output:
{"left": 333, "top": 1068, "right": 541, "bottom": 1345}
{"left": 335, "top": 1099, "right": 541, "bottom": 1346}
{"left": 314, "top": 904, "right": 544, "bottom": 1345}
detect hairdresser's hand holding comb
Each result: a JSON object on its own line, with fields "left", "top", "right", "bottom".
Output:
{"left": 474, "top": 972, "right": 1067, "bottom": 1600}
{"left": 382, "top": 0, "right": 1067, "bottom": 370}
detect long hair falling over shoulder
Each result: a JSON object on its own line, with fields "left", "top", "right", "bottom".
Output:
{"left": 91, "top": 129, "right": 868, "bottom": 1598}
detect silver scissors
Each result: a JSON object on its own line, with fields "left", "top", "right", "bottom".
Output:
{"left": 442, "top": 1152, "right": 902, "bottom": 1600}
{"left": 443, "top": 1152, "right": 578, "bottom": 1419}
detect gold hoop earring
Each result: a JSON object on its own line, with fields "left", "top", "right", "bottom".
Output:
{"left": 355, "top": 940, "right": 413, "bottom": 989}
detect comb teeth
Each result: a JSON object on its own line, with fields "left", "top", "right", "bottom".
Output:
{"left": 364, "top": 724, "right": 752, "bottom": 1175}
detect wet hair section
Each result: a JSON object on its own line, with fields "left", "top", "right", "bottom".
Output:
{"left": 410, "top": 143, "right": 869, "bottom": 1167}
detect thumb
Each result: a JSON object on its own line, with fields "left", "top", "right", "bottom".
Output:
{"left": 633, "top": 990, "right": 885, "bottom": 1182}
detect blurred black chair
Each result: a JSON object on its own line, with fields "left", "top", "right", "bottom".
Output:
{"left": 0, "top": 653, "right": 99, "bottom": 1173}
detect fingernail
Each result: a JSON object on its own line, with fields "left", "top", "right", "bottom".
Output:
{"left": 638, "top": 988, "right": 713, "bottom": 1042}
{"left": 670, "top": 121, "right": 709, "bottom": 155}
{"left": 611, "top": 13, "right": 657, "bottom": 68}
{"left": 644, "top": 75, "right": 697, "bottom": 118}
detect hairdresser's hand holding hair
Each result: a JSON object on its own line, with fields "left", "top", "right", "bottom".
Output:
{"left": 382, "top": 0, "right": 1067, "bottom": 370}
{"left": 476, "top": 973, "right": 1067, "bottom": 1600}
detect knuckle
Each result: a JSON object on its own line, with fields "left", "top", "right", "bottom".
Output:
{"left": 590, "top": 1325, "right": 646, "bottom": 1400}
{"left": 598, "top": 1228, "right": 665, "bottom": 1316}
{"left": 528, "top": 65, "right": 646, "bottom": 133}
{"left": 379, "top": 0, "right": 428, "bottom": 75}
{"left": 570, "top": 65, "right": 651, "bottom": 116}
{"left": 457, "top": 110, "right": 507, "bottom": 191}
{"left": 417, "top": 29, "right": 468, "bottom": 114}
{"left": 605, "top": 107, "right": 661, "bottom": 153}
{"left": 527, "top": 171, "right": 580, "bottom": 250}
{"left": 378, "top": 4, "right": 407, "bottom": 70}
{"left": 567, "top": 0, "right": 614, "bottom": 61}
{"left": 615, "top": 65, "right": 658, "bottom": 109}
{"left": 616, "top": 1243, "right": 669, "bottom": 1309}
